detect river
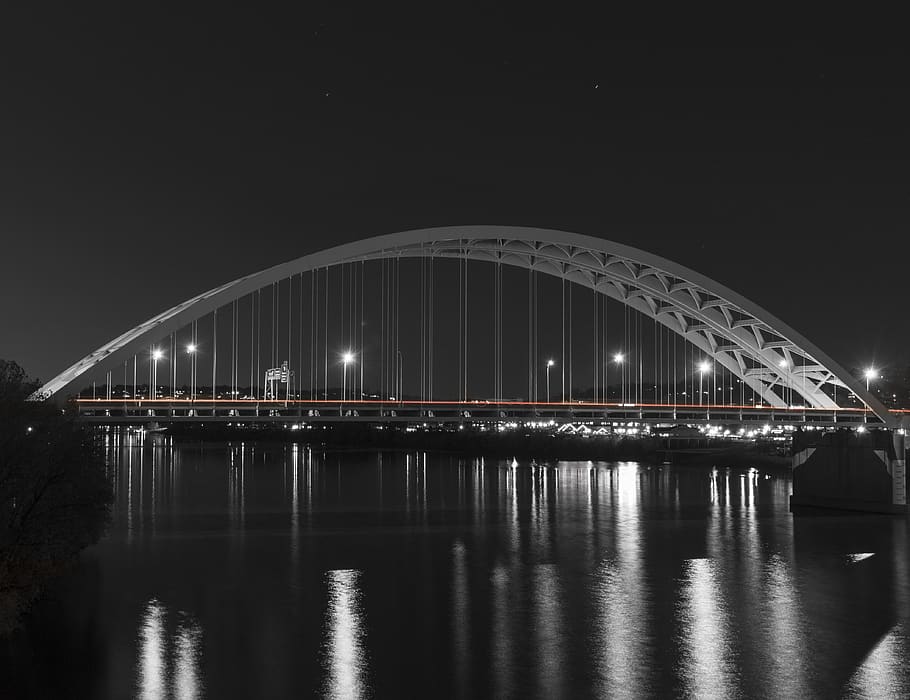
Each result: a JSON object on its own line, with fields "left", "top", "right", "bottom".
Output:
{"left": 3, "top": 429, "right": 909, "bottom": 698}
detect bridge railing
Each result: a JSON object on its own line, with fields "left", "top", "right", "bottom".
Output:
{"left": 73, "top": 398, "right": 898, "bottom": 427}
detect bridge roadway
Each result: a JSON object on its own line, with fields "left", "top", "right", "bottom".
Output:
{"left": 75, "top": 398, "right": 908, "bottom": 428}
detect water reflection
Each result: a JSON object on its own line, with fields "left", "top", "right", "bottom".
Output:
{"left": 845, "top": 625, "right": 910, "bottom": 698}
{"left": 677, "top": 558, "right": 739, "bottom": 698}
{"left": 452, "top": 541, "right": 471, "bottom": 697}
{"left": 138, "top": 600, "right": 167, "bottom": 700}
{"left": 175, "top": 618, "right": 204, "bottom": 700}
{"left": 490, "top": 564, "right": 512, "bottom": 698}
{"left": 533, "top": 564, "right": 564, "bottom": 698}
{"left": 10, "top": 432, "right": 910, "bottom": 698}
{"left": 137, "top": 599, "right": 204, "bottom": 699}
{"left": 323, "top": 569, "right": 370, "bottom": 699}
{"left": 761, "top": 554, "right": 808, "bottom": 697}
{"left": 593, "top": 462, "right": 648, "bottom": 697}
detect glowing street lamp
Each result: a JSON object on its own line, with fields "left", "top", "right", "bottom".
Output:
{"left": 614, "top": 352, "right": 625, "bottom": 403}
{"left": 864, "top": 367, "right": 878, "bottom": 393}
{"left": 546, "top": 359, "right": 555, "bottom": 403}
{"left": 341, "top": 351, "right": 355, "bottom": 402}
{"left": 151, "top": 348, "right": 164, "bottom": 399}
{"left": 697, "top": 360, "right": 712, "bottom": 406}
{"left": 186, "top": 344, "right": 197, "bottom": 399}
{"left": 778, "top": 358, "right": 792, "bottom": 407}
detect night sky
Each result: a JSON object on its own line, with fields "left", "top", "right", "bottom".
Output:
{"left": 1, "top": 8, "right": 907, "bottom": 384}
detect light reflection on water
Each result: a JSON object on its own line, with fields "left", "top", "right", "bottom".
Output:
{"left": 5, "top": 432, "right": 910, "bottom": 698}
{"left": 323, "top": 569, "right": 369, "bottom": 699}
{"left": 592, "top": 462, "right": 649, "bottom": 698}
{"left": 137, "top": 599, "right": 204, "bottom": 700}
{"left": 138, "top": 600, "right": 167, "bottom": 700}
{"left": 174, "top": 619, "right": 204, "bottom": 700}
{"left": 678, "top": 558, "right": 739, "bottom": 699}
{"left": 845, "top": 625, "right": 910, "bottom": 698}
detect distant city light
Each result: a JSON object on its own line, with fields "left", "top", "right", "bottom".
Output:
{"left": 613, "top": 353, "right": 624, "bottom": 363}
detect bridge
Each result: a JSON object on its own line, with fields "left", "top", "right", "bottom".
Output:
{"left": 35, "top": 226, "right": 907, "bottom": 431}
{"left": 74, "top": 398, "right": 905, "bottom": 428}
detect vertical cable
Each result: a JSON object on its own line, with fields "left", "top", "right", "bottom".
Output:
{"left": 593, "top": 283, "right": 597, "bottom": 401}
{"left": 561, "top": 274, "right": 565, "bottom": 402}
{"left": 395, "top": 256, "right": 400, "bottom": 400}
{"left": 212, "top": 309, "right": 217, "bottom": 401}
{"left": 528, "top": 267, "right": 533, "bottom": 401}
{"left": 568, "top": 281, "right": 573, "bottom": 402}
{"left": 429, "top": 256, "right": 436, "bottom": 401}
{"left": 287, "top": 276, "right": 292, "bottom": 397}
{"left": 359, "top": 261, "right": 364, "bottom": 399}
{"left": 324, "top": 267, "right": 329, "bottom": 399}
{"left": 257, "top": 289, "right": 262, "bottom": 398}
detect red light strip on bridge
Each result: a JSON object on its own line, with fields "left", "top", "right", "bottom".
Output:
{"left": 73, "top": 398, "right": 907, "bottom": 414}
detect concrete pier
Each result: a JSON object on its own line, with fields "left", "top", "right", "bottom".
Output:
{"left": 791, "top": 427, "right": 907, "bottom": 514}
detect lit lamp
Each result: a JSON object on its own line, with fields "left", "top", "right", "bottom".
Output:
{"left": 151, "top": 348, "right": 164, "bottom": 399}
{"left": 864, "top": 367, "right": 878, "bottom": 392}
{"left": 186, "top": 344, "right": 197, "bottom": 399}
{"left": 778, "top": 358, "right": 790, "bottom": 407}
{"left": 614, "top": 352, "right": 625, "bottom": 403}
{"left": 546, "top": 359, "right": 555, "bottom": 403}
{"left": 697, "top": 360, "right": 712, "bottom": 406}
{"left": 342, "top": 351, "right": 355, "bottom": 402}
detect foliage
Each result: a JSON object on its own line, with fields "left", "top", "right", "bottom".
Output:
{"left": 0, "top": 360, "right": 112, "bottom": 634}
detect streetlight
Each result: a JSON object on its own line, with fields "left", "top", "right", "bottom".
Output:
{"left": 779, "top": 358, "right": 790, "bottom": 407}
{"left": 187, "top": 344, "right": 197, "bottom": 399}
{"left": 152, "top": 348, "right": 164, "bottom": 399}
{"left": 697, "top": 360, "right": 711, "bottom": 406}
{"left": 546, "top": 359, "right": 555, "bottom": 403}
{"left": 341, "top": 351, "right": 355, "bottom": 402}
{"left": 613, "top": 352, "right": 625, "bottom": 403}
{"left": 864, "top": 367, "right": 878, "bottom": 393}
{"left": 863, "top": 367, "right": 879, "bottom": 423}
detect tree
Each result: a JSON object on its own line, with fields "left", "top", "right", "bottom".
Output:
{"left": 0, "top": 360, "right": 111, "bottom": 634}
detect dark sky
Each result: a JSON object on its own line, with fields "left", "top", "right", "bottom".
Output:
{"left": 1, "top": 8, "right": 908, "bottom": 384}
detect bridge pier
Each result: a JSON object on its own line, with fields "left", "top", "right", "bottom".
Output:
{"left": 790, "top": 427, "right": 908, "bottom": 515}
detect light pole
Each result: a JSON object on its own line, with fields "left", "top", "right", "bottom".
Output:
{"left": 342, "top": 352, "right": 354, "bottom": 403}
{"left": 779, "top": 358, "right": 790, "bottom": 407}
{"left": 864, "top": 367, "right": 878, "bottom": 422}
{"left": 697, "top": 360, "right": 711, "bottom": 407}
{"left": 864, "top": 367, "right": 878, "bottom": 393}
{"left": 152, "top": 349, "right": 164, "bottom": 399}
{"left": 546, "top": 359, "right": 555, "bottom": 403}
{"left": 397, "top": 351, "right": 403, "bottom": 402}
{"left": 187, "top": 344, "right": 197, "bottom": 400}
{"left": 614, "top": 352, "right": 625, "bottom": 404}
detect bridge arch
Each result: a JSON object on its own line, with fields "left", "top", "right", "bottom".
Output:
{"left": 35, "top": 225, "right": 894, "bottom": 425}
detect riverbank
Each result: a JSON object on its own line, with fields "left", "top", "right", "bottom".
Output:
{"left": 157, "top": 423, "right": 792, "bottom": 471}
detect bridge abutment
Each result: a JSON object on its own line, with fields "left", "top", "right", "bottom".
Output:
{"left": 790, "top": 427, "right": 907, "bottom": 515}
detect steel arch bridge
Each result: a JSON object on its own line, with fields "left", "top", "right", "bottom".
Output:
{"left": 37, "top": 225, "right": 900, "bottom": 427}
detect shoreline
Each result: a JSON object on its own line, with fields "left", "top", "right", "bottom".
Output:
{"left": 137, "top": 423, "right": 793, "bottom": 472}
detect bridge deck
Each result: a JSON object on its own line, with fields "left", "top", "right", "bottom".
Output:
{"left": 74, "top": 399, "right": 905, "bottom": 427}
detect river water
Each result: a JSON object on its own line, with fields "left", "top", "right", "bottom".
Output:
{"left": 3, "top": 430, "right": 910, "bottom": 698}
